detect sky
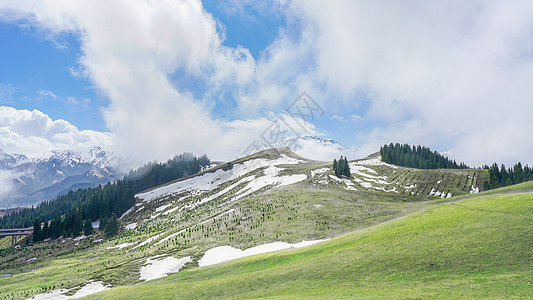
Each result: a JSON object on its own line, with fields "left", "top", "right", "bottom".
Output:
{"left": 1, "top": 0, "right": 533, "bottom": 167}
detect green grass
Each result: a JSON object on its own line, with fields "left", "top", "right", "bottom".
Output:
{"left": 453, "top": 180, "right": 533, "bottom": 200}
{"left": 88, "top": 193, "right": 533, "bottom": 299}
{"left": 0, "top": 154, "right": 522, "bottom": 299}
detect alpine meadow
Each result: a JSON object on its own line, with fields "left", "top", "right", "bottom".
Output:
{"left": 1, "top": 1, "right": 533, "bottom": 299}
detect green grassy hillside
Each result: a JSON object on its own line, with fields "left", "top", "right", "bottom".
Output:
{"left": 89, "top": 192, "right": 533, "bottom": 299}
{"left": 0, "top": 150, "right": 504, "bottom": 299}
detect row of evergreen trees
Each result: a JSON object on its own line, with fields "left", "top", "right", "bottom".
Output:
{"left": 333, "top": 156, "right": 351, "bottom": 177}
{"left": 380, "top": 143, "right": 469, "bottom": 169}
{"left": 1, "top": 153, "right": 210, "bottom": 240}
{"left": 484, "top": 162, "right": 533, "bottom": 190}
{"left": 380, "top": 143, "right": 533, "bottom": 190}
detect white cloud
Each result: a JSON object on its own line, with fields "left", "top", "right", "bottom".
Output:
{"left": 331, "top": 114, "right": 364, "bottom": 123}
{"left": 0, "top": 0, "right": 324, "bottom": 164}
{"left": 331, "top": 115, "right": 346, "bottom": 123}
{"left": 2, "top": 1, "right": 533, "bottom": 167}
{"left": 0, "top": 82, "right": 15, "bottom": 103}
{"left": 37, "top": 89, "right": 57, "bottom": 100}
{"left": 0, "top": 0, "right": 229, "bottom": 163}
{"left": 288, "top": 0, "right": 533, "bottom": 165}
{"left": 351, "top": 114, "right": 364, "bottom": 121}
{"left": 0, "top": 169, "right": 18, "bottom": 203}
{"left": 0, "top": 106, "right": 113, "bottom": 157}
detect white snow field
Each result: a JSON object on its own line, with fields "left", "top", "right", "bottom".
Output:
{"left": 135, "top": 155, "right": 302, "bottom": 202}
{"left": 328, "top": 175, "right": 357, "bottom": 190}
{"left": 198, "top": 240, "right": 327, "bottom": 267}
{"left": 310, "top": 167, "right": 329, "bottom": 177}
{"left": 106, "top": 242, "right": 134, "bottom": 250}
{"left": 30, "top": 281, "right": 110, "bottom": 299}
{"left": 125, "top": 222, "right": 137, "bottom": 230}
{"left": 139, "top": 256, "right": 192, "bottom": 281}
{"left": 356, "top": 156, "right": 398, "bottom": 168}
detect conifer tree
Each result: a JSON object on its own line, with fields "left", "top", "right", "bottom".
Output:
{"left": 105, "top": 214, "right": 119, "bottom": 237}
{"left": 84, "top": 219, "right": 94, "bottom": 236}
{"left": 334, "top": 156, "right": 351, "bottom": 177}
{"left": 50, "top": 213, "right": 62, "bottom": 239}
{"left": 72, "top": 209, "right": 83, "bottom": 237}
{"left": 344, "top": 157, "right": 351, "bottom": 177}
{"left": 99, "top": 217, "right": 107, "bottom": 231}
{"left": 33, "top": 217, "right": 42, "bottom": 242}
{"left": 42, "top": 220, "right": 49, "bottom": 240}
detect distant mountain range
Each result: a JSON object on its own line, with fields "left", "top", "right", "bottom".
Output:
{"left": 0, "top": 147, "right": 125, "bottom": 209}
{"left": 0, "top": 135, "right": 358, "bottom": 209}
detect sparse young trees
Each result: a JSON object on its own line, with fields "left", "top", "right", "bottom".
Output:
{"left": 380, "top": 143, "right": 533, "bottom": 191}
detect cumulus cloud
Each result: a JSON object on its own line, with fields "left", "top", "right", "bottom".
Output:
{"left": 0, "top": 0, "right": 325, "bottom": 164}
{"left": 0, "top": 106, "right": 113, "bottom": 157}
{"left": 1, "top": 1, "right": 533, "bottom": 167}
{"left": 288, "top": 0, "right": 533, "bottom": 165}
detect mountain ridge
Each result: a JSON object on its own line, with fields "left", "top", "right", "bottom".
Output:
{"left": 0, "top": 146, "right": 125, "bottom": 209}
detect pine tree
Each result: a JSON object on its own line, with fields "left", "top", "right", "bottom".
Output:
{"left": 339, "top": 156, "right": 346, "bottom": 177}
{"left": 72, "top": 209, "right": 83, "bottom": 237}
{"left": 344, "top": 157, "right": 351, "bottom": 177}
{"left": 84, "top": 218, "right": 94, "bottom": 236}
{"left": 42, "top": 221, "right": 49, "bottom": 240}
{"left": 99, "top": 217, "right": 107, "bottom": 231}
{"left": 33, "top": 217, "right": 42, "bottom": 242}
{"left": 105, "top": 213, "right": 119, "bottom": 237}
{"left": 514, "top": 162, "right": 524, "bottom": 183}
{"left": 50, "top": 213, "right": 62, "bottom": 239}
{"left": 334, "top": 156, "right": 351, "bottom": 177}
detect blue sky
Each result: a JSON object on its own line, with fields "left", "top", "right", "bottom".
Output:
{"left": 0, "top": 22, "right": 109, "bottom": 131}
{"left": 1, "top": 1, "right": 533, "bottom": 167}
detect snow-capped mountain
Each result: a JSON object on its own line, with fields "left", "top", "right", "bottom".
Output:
{"left": 243, "top": 135, "right": 360, "bottom": 162}
{"left": 0, "top": 146, "right": 126, "bottom": 209}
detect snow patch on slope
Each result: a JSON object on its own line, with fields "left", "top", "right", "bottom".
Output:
{"left": 136, "top": 155, "right": 302, "bottom": 202}
{"left": 125, "top": 222, "right": 137, "bottom": 230}
{"left": 357, "top": 156, "right": 398, "bottom": 168}
{"left": 29, "top": 281, "right": 110, "bottom": 299}
{"left": 107, "top": 242, "right": 134, "bottom": 250}
{"left": 328, "top": 175, "right": 357, "bottom": 190}
{"left": 470, "top": 185, "right": 479, "bottom": 194}
{"left": 311, "top": 168, "right": 329, "bottom": 177}
{"left": 198, "top": 240, "right": 327, "bottom": 267}
{"left": 140, "top": 256, "right": 192, "bottom": 281}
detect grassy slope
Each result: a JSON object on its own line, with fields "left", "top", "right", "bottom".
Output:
{"left": 0, "top": 153, "right": 495, "bottom": 299}
{"left": 89, "top": 192, "right": 533, "bottom": 299}
{"left": 0, "top": 149, "right": 512, "bottom": 299}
